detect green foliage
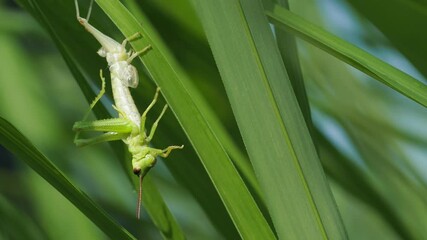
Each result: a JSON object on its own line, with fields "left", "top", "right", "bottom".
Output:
{"left": 0, "top": 0, "right": 426, "bottom": 239}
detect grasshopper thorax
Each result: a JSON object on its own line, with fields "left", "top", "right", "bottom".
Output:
{"left": 97, "top": 46, "right": 129, "bottom": 65}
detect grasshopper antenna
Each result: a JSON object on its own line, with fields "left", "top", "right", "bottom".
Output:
{"left": 136, "top": 173, "right": 143, "bottom": 219}
{"left": 75, "top": 0, "right": 94, "bottom": 21}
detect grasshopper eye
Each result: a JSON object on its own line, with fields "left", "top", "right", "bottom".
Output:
{"left": 133, "top": 167, "right": 141, "bottom": 175}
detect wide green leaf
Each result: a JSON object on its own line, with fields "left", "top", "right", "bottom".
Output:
{"left": 190, "top": 0, "right": 347, "bottom": 239}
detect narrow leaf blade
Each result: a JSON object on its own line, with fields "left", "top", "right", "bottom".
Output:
{"left": 266, "top": 4, "right": 427, "bottom": 108}
{"left": 0, "top": 117, "right": 136, "bottom": 240}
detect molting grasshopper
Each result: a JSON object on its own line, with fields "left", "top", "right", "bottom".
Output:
{"left": 72, "top": 0, "right": 183, "bottom": 219}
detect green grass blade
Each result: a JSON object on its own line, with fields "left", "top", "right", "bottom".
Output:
{"left": 190, "top": 0, "right": 347, "bottom": 238}
{"left": 0, "top": 117, "right": 136, "bottom": 240}
{"left": 344, "top": 0, "right": 427, "bottom": 78}
{"left": 95, "top": 0, "right": 275, "bottom": 238}
{"left": 265, "top": 4, "right": 427, "bottom": 108}
{"left": 273, "top": 0, "right": 313, "bottom": 127}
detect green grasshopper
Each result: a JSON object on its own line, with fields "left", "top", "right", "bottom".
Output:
{"left": 72, "top": 0, "right": 183, "bottom": 219}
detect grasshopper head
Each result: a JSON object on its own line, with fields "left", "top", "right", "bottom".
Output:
{"left": 132, "top": 153, "right": 157, "bottom": 220}
{"left": 132, "top": 153, "right": 157, "bottom": 178}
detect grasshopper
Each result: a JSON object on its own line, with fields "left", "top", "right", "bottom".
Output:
{"left": 72, "top": 0, "right": 183, "bottom": 219}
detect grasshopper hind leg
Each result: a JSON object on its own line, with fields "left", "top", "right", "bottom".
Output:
{"left": 73, "top": 118, "right": 134, "bottom": 147}
{"left": 75, "top": 132, "right": 128, "bottom": 147}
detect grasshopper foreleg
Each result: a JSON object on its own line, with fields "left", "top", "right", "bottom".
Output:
{"left": 159, "top": 145, "right": 184, "bottom": 158}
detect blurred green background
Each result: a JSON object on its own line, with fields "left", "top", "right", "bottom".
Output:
{"left": 0, "top": 0, "right": 426, "bottom": 239}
